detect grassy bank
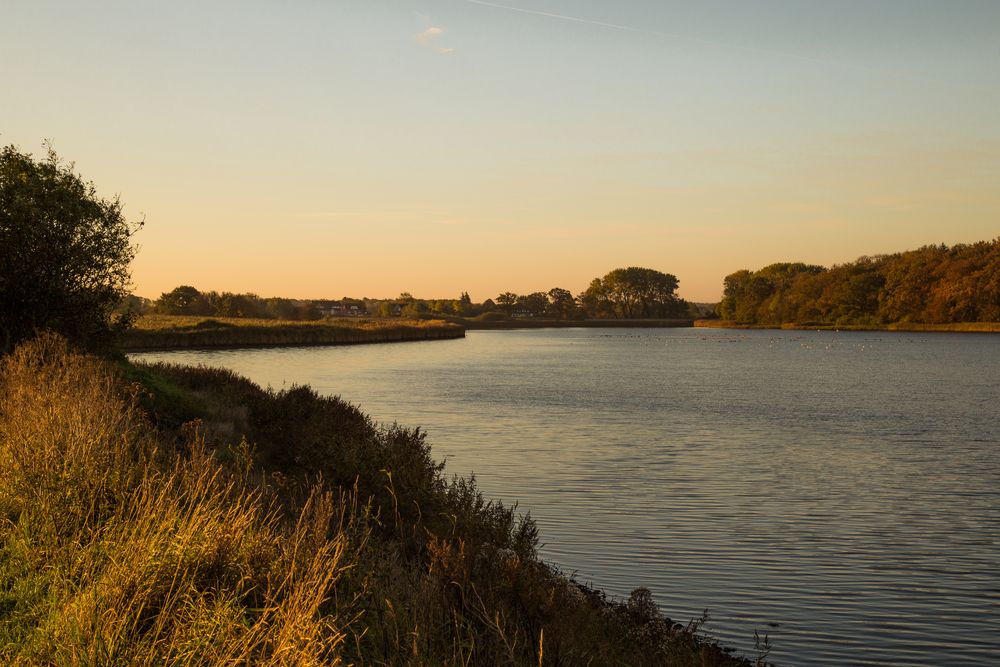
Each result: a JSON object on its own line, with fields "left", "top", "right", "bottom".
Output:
{"left": 0, "top": 334, "right": 764, "bottom": 666}
{"left": 694, "top": 319, "right": 1000, "bottom": 333}
{"left": 124, "top": 315, "right": 465, "bottom": 350}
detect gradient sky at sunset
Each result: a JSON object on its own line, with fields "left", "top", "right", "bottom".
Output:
{"left": 4, "top": 0, "right": 998, "bottom": 302}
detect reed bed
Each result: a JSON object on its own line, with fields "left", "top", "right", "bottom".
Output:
{"left": 134, "top": 315, "right": 456, "bottom": 331}
{"left": 124, "top": 315, "right": 464, "bottom": 350}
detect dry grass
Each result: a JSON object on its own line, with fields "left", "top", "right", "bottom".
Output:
{"left": 134, "top": 315, "right": 454, "bottom": 332}
{"left": 1, "top": 335, "right": 762, "bottom": 666}
{"left": 124, "top": 315, "right": 465, "bottom": 351}
{"left": 0, "top": 334, "right": 350, "bottom": 665}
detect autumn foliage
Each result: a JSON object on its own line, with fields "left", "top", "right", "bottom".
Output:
{"left": 717, "top": 240, "right": 1000, "bottom": 325}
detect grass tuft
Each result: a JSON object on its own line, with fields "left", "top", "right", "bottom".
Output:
{"left": 1, "top": 333, "right": 762, "bottom": 665}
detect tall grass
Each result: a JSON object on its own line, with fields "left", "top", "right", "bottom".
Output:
{"left": 133, "top": 314, "right": 459, "bottom": 331}
{"left": 0, "top": 334, "right": 350, "bottom": 665}
{"left": 124, "top": 315, "right": 465, "bottom": 351}
{"left": 1, "top": 334, "right": 763, "bottom": 665}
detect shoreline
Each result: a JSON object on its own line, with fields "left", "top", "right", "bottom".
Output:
{"left": 121, "top": 315, "right": 1000, "bottom": 353}
{"left": 439, "top": 317, "right": 694, "bottom": 330}
{"left": 694, "top": 319, "right": 1000, "bottom": 334}
{"left": 122, "top": 317, "right": 465, "bottom": 351}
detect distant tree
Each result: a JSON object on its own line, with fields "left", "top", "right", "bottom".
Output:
{"left": 546, "top": 287, "right": 577, "bottom": 319}
{"left": 402, "top": 300, "right": 425, "bottom": 318}
{"left": 212, "top": 291, "right": 264, "bottom": 318}
{"left": 516, "top": 292, "right": 548, "bottom": 317}
{"left": 263, "top": 297, "right": 304, "bottom": 320}
{"left": 578, "top": 278, "right": 613, "bottom": 318}
{"left": 458, "top": 291, "right": 473, "bottom": 315}
{"left": 157, "top": 285, "right": 207, "bottom": 315}
{"left": 713, "top": 240, "right": 1000, "bottom": 325}
{"left": 495, "top": 292, "right": 518, "bottom": 316}
{"left": 115, "top": 294, "right": 154, "bottom": 316}
{"left": 0, "top": 144, "right": 142, "bottom": 354}
{"left": 584, "top": 267, "right": 682, "bottom": 318}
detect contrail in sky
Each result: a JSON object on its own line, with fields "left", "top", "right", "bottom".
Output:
{"left": 452, "top": 0, "right": 992, "bottom": 91}
{"left": 456, "top": 0, "right": 655, "bottom": 36}
{"left": 454, "top": 0, "right": 824, "bottom": 61}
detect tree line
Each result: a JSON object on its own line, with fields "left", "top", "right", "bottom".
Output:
{"left": 144, "top": 267, "right": 692, "bottom": 321}
{"left": 142, "top": 287, "right": 477, "bottom": 320}
{"left": 493, "top": 268, "right": 690, "bottom": 319}
{"left": 717, "top": 239, "right": 1000, "bottom": 325}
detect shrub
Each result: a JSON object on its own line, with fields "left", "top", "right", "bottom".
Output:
{"left": 0, "top": 145, "right": 142, "bottom": 354}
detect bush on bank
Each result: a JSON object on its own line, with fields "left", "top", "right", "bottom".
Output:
{"left": 0, "top": 334, "right": 761, "bottom": 666}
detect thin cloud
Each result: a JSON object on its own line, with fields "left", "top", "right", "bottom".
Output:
{"left": 455, "top": 0, "right": 840, "bottom": 62}
{"left": 415, "top": 16, "right": 455, "bottom": 55}
{"left": 457, "top": 0, "right": 650, "bottom": 35}
{"left": 453, "top": 0, "right": 989, "bottom": 91}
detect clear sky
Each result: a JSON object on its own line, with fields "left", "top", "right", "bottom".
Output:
{"left": 3, "top": 0, "right": 998, "bottom": 302}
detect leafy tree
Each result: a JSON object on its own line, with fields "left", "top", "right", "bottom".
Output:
{"left": 495, "top": 292, "right": 518, "bottom": 316}
{"left": 516, "top": 292, "right": 548, "bottom": 317}
{"left": 157, "top": 285, "right": 207, "bottom": 315}
{"left": 591, "top": 267, "right": 682, "bottom": 318}
{"left": 578, "top": 278, "right": 613, "bottom": 318}
{"left": 401, "top": 298, "right": 426, "bottom": 318}
{"left": 717, "top": 270, "right": 751, "bottom": 321}
{"left": 458, "top": 291, "right": 473, "bottom": 315}
{"left": 0, "top": 144, "right": 141, "bottom": 354}
{"left": 546, "top": 287, "right": 577, "bottom": 319}
{"left": 714, "top": 239, "right": 1000, "bottom": 325}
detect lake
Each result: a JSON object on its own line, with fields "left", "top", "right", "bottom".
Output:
{"left": 132, "top": 328, "right": 1000, "bottom": 666}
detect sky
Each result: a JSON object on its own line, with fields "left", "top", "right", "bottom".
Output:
{"left": 3, "top": 0, "right": 999, "bottom": 302}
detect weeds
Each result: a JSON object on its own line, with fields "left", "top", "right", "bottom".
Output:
{"left": 0, "top": 334, "right": 761, "bottom": 665}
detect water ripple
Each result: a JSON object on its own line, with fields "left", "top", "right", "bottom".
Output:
{"left": 133, "top": 328, "right": 1000, "bottom": 666}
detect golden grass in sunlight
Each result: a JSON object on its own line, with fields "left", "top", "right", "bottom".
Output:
{"left": 0, "top": 334, "right": 760, "bottom": 666}
{"left": 125, "top": 315, "right": 464, "bottom": 350}
{"left": 134, "top": 314, "right": 454, "bottom": 331}
{"left": 0, "top": 335, "right": 349, "bottom": 665}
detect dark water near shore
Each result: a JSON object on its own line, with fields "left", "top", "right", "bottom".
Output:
{"left": 133, "top": 328, "right": 1000, "bottom": 666}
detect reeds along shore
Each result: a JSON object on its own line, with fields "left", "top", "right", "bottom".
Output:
{"left": 0, "top": 334, "right": 764, "bottom": 666}
{"left": 123, "top": 315, "right": 465, "bottom": 350}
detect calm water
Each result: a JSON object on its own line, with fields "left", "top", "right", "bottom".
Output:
{"left": 133, "top": 328, "right": 1000, "bottom": 666}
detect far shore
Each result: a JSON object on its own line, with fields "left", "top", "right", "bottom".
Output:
{"left": 122, "top": 314, "right": 1000, "bottom": 353}
{"left": 123, "top": 315, "right": 465, "bottom": 351}
{"left": 694, "top": 319, "right": 1000, "bottom": 333}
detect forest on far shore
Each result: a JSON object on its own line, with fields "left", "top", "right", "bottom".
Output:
{"left": 122, "top": 240, "right": 1000, "bottom": 328}
{"left": 716, "top": 239, "right": 1000, "bottom": 326}
{"left": 127, "top": 267, "right": 696, "bottom": 322}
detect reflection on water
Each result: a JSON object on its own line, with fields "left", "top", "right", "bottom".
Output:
{"left": 133, "top": 328, "right": 1000, "bottom": 666}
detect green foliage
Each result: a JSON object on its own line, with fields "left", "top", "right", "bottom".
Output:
{"left": 715, "top": 240, "right": 1000, "bottom": 325}
{"left": 0, "top": 144, "right": 141, "bottom": 354}
{"left": 579, "top": 267, "right": 686, "bottom": 319}
{"left": 0, "top": 335, "right": 347, "bottom": 664}
{"left": 516, "top": 291, "right": 549, "bottom": 317}
{"left": 495, "top": 291, "right": 518, "bottom": 316}
{"left": 546, "top": 287, "right": 578, "bottom": 319}
{"left": 0, "top": 335, "right": 759, "bottom": 665}
{"left": 155, "top": 286, "right": 324, "bottom": 320}
{"left": 157, "top": 285, "right": 206, "bottom": 315}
